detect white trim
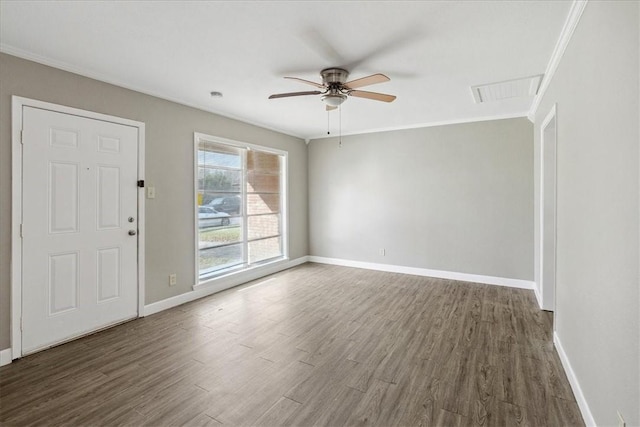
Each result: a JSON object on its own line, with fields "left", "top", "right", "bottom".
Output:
{"left": 528, "top": 0, "right": 588, "bottom": 121}
{"left": 309, "top": 111, "right": 529, "bottom": 142}
{"left": 193, "top": 135, "right": 200, "bottom": 283}
{"left": 308, "top": 256, "right": 534, "bottom": 290}
{"left": 0, "top": 44, "right": 306, "bottom": 141}
{"left": 539, "top": 103, "right": 558, "bottom": 312}
{"left": 137, "top": 125, "right": 146, "bottom": 317}
{"left": 10, "top": 96, "right": 146, "bottom": 358}
{"left": 194, "top": 132, "right": 288, "bottom": 157}
{"left": 10, "top": 98, "right": 23, "bottom": 362}
{"left": 144, "top": 256, "right": 309, "bottom": 316}
{"left": 0, "top": 348, "right": 12, "bottom": 367}
{"left": 282, "top": 151, "right": 289, "bottom": 263}
{"left": 554, "top": 332, "right": 597, "bottom": 427}
{"left": 533, "top": 284, "right": 542, "bottom": 309}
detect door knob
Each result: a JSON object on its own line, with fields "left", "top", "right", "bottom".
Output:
{"left": 128, "top": 230, "right": 137, "bottom": 236}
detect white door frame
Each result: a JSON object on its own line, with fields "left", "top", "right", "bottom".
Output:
{"left": 11, "top": 96, "right": 146, "bottom": 359}
{"left": 539, "top": 103, "right": 557, "bottom": 313}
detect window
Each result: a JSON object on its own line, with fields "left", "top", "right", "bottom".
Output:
{"left": 195, "top": 133, "right": 287, "bottom": 281}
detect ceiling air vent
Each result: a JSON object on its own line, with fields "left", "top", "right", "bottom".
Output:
{"left": 471, "top": 74, "right": 543, "bottom": 104}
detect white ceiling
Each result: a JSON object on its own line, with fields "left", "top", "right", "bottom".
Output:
{"left": 1, "top": 1, "right": 572, "bottom": 140}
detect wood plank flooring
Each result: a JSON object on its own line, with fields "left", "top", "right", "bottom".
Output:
{"left": 0, "top": 263, "right": 584, "bottom": 426}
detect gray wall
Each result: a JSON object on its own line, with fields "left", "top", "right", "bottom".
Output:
{"left": 0, "top": 53, "right": 309, "bottom": 351}
{"left": 532, "top": 2, "right": 639, "bottom": 425}
{"left": 308, "top": 118, "right": 534, "bottom": 281}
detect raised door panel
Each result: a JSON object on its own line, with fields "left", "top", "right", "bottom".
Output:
{"left": 48, "top": 252, "right": 79, "bottom": 315}
{"left": 49, "top": 162, "right": 79, "bottom": 234}
{"left": 97, "top": 165, "right": 121, "bottom": 230}
{"left": 97, "top": 247, "right": 121, "bottom": 302}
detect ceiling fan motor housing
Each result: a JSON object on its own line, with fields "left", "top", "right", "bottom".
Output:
{"left": 321, "top": 68, "right": 349, "bottom": 85}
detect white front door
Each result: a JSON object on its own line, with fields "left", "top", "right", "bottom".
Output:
{"left": 21, "top": 106, "right": 139, "bottom": 354}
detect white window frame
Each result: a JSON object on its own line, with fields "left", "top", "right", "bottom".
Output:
{"left": 193, "top": 132, "right": 289, "bottom": 287}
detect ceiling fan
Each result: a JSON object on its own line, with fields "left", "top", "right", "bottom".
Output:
{"left": 268, "top": 68, "right": 396, "bottom": 110}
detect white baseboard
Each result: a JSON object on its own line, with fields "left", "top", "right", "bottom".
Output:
{"left": 533, "top": 283, "right": 543, "bottom": 309}
{"left": 144, "top": 254, "right": 534, "bottom": 316}
{"left": 554, "top": 331, "right": 596, "bottom": 427}
{"left": 0, "top": 348, "right": 12, "bottom": 366}
{"left": 308, "top": 256, "right": 534, "bottom": 290}
{"left": 143, "top": 256, "right": 309, "bottom": 316}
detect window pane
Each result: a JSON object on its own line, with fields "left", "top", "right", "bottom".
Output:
{"left": 248, "top": 214, "right": 280, "bottom": 240}
{"left": 198, "top": 167, "right": 242, "bottom": 205}
{"left": 199, "top": 244, "right": 243, "bottom": 276}
{"left": 247, "top": 193, "right": 279, "bottom": 215}
{"left": 198, "top": 222, "right": 242, "bottom": 248}
{"left": 201, "top": 168, "right": 241, "bottom": 190}
{"left": 198, "top": 145, "right": 242, "bottom": 167}
{"left": 205, "top": 194, "right": 242, "bottom": 216}
{"left": 249, "top": 237, "right": 282, "bottom": 264}
{"left": 247, "top": 171, "right": 279, "bottom": 194}
{"left": 247, "top": 150, "right": 280, "bottom": 173}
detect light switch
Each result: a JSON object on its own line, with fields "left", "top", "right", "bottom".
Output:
{"left": 147, "top": 185, "right": 156, "bottom": 199}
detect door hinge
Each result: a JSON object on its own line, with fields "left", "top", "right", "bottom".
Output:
{"left": 20, "top": 317, "right": 23, "bottom": 331}
{"left": 19, "top": 224, "right": 23, "bottom": 238}
{"left": 137, "top": 180, "right": 145, "bottom": 188}
{"left": 20, "top": 130, "right": 24, "bottom": 145}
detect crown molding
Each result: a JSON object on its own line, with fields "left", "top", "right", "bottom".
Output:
{"left": 528, "top": 0, "right": 588, "bottom": 122}
{"left": 308, "top": 111, "right": 530, "bottom": 142}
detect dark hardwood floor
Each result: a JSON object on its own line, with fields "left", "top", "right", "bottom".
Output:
{"left": 0, "top": 263, "right": 584, "bottom": 426}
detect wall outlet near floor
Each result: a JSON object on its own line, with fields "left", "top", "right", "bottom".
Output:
{"left": 169, "top": 273, "right": 177, "bottom": 286}
{"left": 617, "top": 411, "right": 625, "bottom": 427}
{"left": 379, "top": 248, "right": 385, "bottom": 256}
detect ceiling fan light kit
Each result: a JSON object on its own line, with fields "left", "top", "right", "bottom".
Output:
{"left": 269, "top": 67, "right": 396, "bottom": 109}
{"left": 322, "top": 93, "right": 347, "bottom": 107}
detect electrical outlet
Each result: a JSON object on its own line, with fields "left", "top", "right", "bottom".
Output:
{"left": 169, "top": 273, "right": 177, "bottom": 286}
{"left": 617, "top": 411, "right": 625, "bottom": 427}
{"left": 147, "top": 185, "right": 156, "bottom": 199}
{"left": 379, "top": 248, "right": 385, "bottom": 256}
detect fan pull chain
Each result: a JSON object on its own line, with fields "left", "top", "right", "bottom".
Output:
{"left": 327, "top": 110, "right": 330, "bottom": 135}
{"left": 339, "top": 107, "right": 342, "bottom": 148}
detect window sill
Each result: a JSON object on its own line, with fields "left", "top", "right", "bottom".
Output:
{"left": 194, "top": 256, "right": 291, "bottom": 292}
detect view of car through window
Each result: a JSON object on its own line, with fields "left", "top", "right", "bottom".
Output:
{"left": 207, "top": 195, "right": 241, "bottom": 215}
{"left": 198, "top": 206, "right": 230, "bottom": 228}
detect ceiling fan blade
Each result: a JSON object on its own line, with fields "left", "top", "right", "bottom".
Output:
{"left": 284, "top": 76, "right": 325, "bottom": 89}
{"left": 326, "top": 105, "right": 338, "bottom": 111}
{"left": 349, "top": 90, "right": 396, "bottom": 103}
{"left": 344, "top": 73, "right": 390, "bottom": 89}
{"left": 269, "top": 91, "right": 322, "bottom": 99}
